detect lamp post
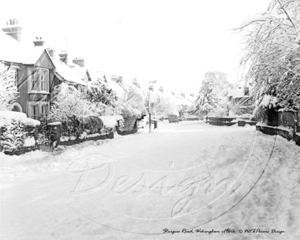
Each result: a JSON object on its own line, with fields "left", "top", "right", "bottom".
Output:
{"left": 149, "top": 80, "right": 156, "bottom": 133}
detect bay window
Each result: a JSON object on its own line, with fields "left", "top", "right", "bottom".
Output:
{"left": 29, "top": 68, "right": 49, "bottom": 92}
{"left": 28, "top": 102, "right": 49, "bottom": 120}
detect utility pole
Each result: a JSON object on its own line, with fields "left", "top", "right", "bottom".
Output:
{"left": 149, "top": 80, "right": 156, "bottom": 133}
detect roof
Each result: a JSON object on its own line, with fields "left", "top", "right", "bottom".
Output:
{"left": 106, "top": 79, "right": 125, "bottom": 96}
{"left": 0, "top": 31, "right": 28, "bottom": 64}
{"left": 175, "top": 96, "right": 192, "bottom": 106}
{"left": 72, "top": 65, "right": 91, "bottom": 83}
{"left": 0, "top": 30, "right": 48, "bottom": 65}
{"left": 1, "top": 30, "right": 91, "bottom": 86}
{"left": 228, "top": 88, "right": 245, "bottom": 98}
{"left": 25, "top": 47, "right": 45, "bottom": 65}
{"left": 51, "top": 57, "right": 87, "bottom": 86}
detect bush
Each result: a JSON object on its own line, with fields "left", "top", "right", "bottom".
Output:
{"left": 0, "top": 120, "right": 24, "bottom": 153}
{"left": 253, "top": 105, "right": 268, "bottom": 122}
{"left": 0, "top": 63, "right": 19, "bottom": 111}
{"left": 48, "top": 83, "right": 93, "bottom": 122}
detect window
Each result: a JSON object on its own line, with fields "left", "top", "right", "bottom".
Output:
{"left": 8, "top": 67, "right": 18, "bottom": 87}
{"left": 41, "top": 104, "right": 48, "bottom": 117}
{"left": 11, "top": 103, "right": 23, "bottom": 112}
{"left": 29, "top": 68, "right": 49, "bottom": 92}
{"left": 28, "top": 102, "right": 49, "bottom": 119}
{"left": 30, "top": 104, "right": 39, "bottom": 120}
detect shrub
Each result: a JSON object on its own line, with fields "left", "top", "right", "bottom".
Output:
{"left": 0, "top": 63, "right": 19, "bottom": 111}
{"left": 0, "top": 120, "right": 24, "bottom": 153}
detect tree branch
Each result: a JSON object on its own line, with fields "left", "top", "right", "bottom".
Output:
{"left": 276, "top": 0, "right": 298, "bottom": 32}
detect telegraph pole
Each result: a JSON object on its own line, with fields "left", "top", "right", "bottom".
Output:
{"left": 148, "top": 80, "right": 156, "bottom": 133}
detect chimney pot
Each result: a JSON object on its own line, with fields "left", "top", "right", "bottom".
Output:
{"left": 33, "top": 37, "right": 45, "bottom": 47}
{"left": 2, "top": 18, "right": 22, "bottom": 42}
{"left": 72, "top": 57, "right": 85, "bottom": 67}
{"left": 59, "top": 50, "right": 68, "bottom": 63}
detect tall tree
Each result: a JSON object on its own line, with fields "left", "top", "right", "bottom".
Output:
{"left": 237, "top": 0, "right": 300, "bottom": 109}
{"left": 194, "top": 71, "right": 233, "bottom": 116}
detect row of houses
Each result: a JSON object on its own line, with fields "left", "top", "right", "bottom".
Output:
{"left": 0, "top": 19, "right": 92, "bottom": 120}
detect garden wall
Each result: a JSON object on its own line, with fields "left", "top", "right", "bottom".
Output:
{"left": 256, "top": 109, "right": 300, "bottom": 146}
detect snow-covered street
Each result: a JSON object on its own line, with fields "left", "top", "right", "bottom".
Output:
{"left": 0, "top": 121, "right": 300, "bottom": 240}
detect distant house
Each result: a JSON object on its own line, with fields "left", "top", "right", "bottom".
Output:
{"left": 0, "top": 19, "right": 91, "bottom": 120}
{"left": 228, "top": 86, "right": 254, "bottom": 114}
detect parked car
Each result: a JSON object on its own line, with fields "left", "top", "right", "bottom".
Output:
{"left": 168, "top": 115, "right": 179, "bottom": 123}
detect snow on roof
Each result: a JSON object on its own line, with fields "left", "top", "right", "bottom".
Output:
{"left": 0, "top": 31, "right": 28, "bottom": 64}
{"left": 228, "top": 88, "right": 245, "bottom": 98}
{"left": 51, "top": 58, "right": 87, "bottom": 86}
{"left": 88, "top": 70, "right": 102, "bottom": 82}
{"left": 0, "top": 111, "right": 40, "bottom": 127}
{"left": 106, "top": 79, "right": 125, "bottom": 97}
{"left": 72, "top": 65, "right": 89, "bottom": 80}
{"left": 175, "top": 96, "right": 192, "bottom": 106}
{"left": 25, "top": 47, "right": 45, "bottom": 65}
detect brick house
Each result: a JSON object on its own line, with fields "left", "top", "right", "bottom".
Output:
{"left": 0, "top": 19, "right": 91, "bottom": 120}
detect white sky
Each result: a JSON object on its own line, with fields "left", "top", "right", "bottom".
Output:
{"left": 0, "top": 0, "right": 269, "bottom": 94}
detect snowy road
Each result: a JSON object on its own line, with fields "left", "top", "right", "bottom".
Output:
{"left": 0, "top": 121, "right": 300, "bottom": 240}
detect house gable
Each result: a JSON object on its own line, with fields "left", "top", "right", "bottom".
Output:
{"left": 84, "top": 70, "right": 92, "bottom": 83}
{"left": 35, "top": 50, "right": 55, "bottom": 69}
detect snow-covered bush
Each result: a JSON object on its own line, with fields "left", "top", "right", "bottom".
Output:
{"left": 0, "top": 111, "right": 40, "bottom": 154}
{"left": 115, "top": 83, "right": 146, "bottom": 119}
{"left": 0, "top": 63, "right": 19, "bottom": 111}
{"left": 120, "top": 116, "right": 137, "bottom": 132}
{"left": 85, "top": 78, "right": 117, "bottom": 115}
{"left": 48, "top": 83, "right": 92, "bottom": 122}
{"left": 0, "top": 120, "right": 25, "bottom": 153}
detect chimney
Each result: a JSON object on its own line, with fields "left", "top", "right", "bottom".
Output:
{"left": 2, "top": 18, "right": 22, "bottom": 42}
{"left": 72, "top": 57, "right": 85, "bottom": 67}
{"left": 33, "top": 37, "right": 45, "bottom": 47}
{"left": 59, "top": 50, "right": 68, "bottom": 63}
{"left": 46, "top": 47, "right": 59, "bottom": 59}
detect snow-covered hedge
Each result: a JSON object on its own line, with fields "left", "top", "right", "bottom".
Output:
{"left": 120, "top": 116, "right": 138, "bottom": 132}
{"left": 0, "top": 111, "right": 40, "bottom": 154}
{"left": 56, "top": 115, "right": 122, "bottom": 143}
